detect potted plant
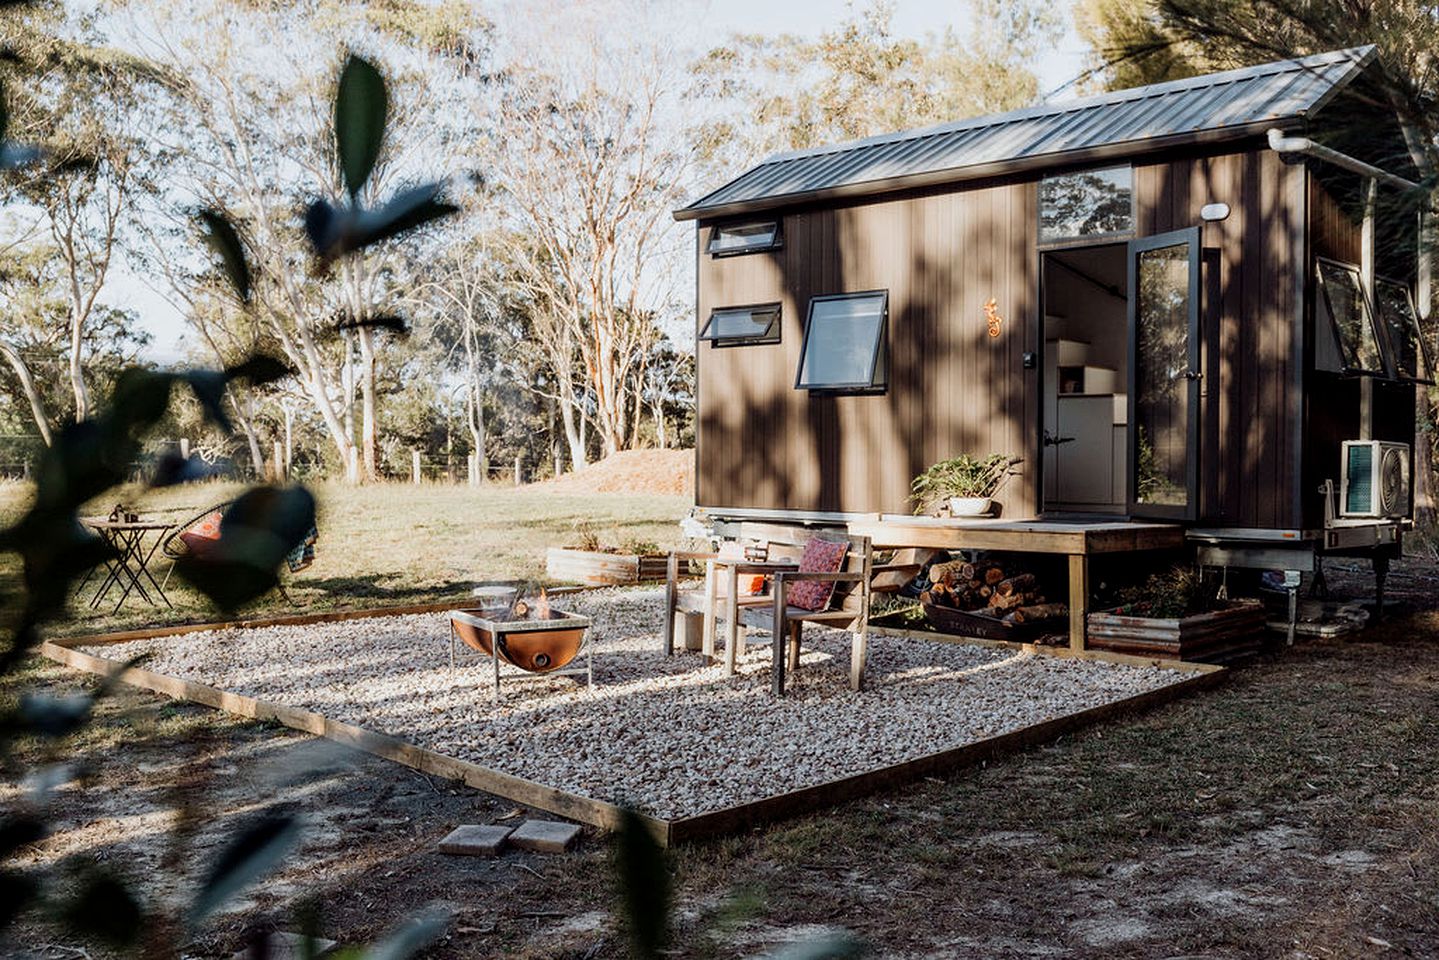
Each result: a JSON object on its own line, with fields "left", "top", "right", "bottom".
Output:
{"left": 910, "top": 454, "right": 1020, "bottom": 517}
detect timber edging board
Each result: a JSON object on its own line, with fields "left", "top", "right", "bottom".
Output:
{"left": 43, "top": 603, "right": 1224, "bottom": 847}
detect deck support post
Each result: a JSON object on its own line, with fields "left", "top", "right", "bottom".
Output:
{"left": 1068, "top": 553, "right": 1088, "bottom": 651}
{"left": 1374, "top": 554, "right": 1389, "bottom": 623}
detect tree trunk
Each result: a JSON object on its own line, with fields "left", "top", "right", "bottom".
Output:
{"left": 358, "top": 325, "right": 379, "bottom": 482}
{"left": 68, "top": 313, "right": 89, "bottom": 422}
{"left": 560, "top": 390, "right": 586, "bottom": 471}
{"left": 0, "top": 341, "right": 53, "bottom": 446}
{"left": 468, "top": 385, "right": 488, "bottom": 477}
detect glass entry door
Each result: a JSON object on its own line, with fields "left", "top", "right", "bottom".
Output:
{"left": 1127, "top": 228, "right": 1201, "bottom": 520}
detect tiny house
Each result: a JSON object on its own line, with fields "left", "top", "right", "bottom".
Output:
{"left": 675, "top": 46, "right": 1429, "bottom": 577}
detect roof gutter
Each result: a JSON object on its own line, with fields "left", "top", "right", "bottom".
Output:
{"left": 1265, "top": 127, "right": 1420, "bottom": 192}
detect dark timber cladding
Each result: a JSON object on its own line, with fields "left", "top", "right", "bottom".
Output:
{"left": 695, "top": 181, "right": 1038, "bottom": 515}
{"left": 695, "top": 145, "right": 1303, "bottom": 527}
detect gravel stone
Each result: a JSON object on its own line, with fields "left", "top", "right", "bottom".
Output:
{"left": 82, "top": 587, "right": 1189, "bottom": 820}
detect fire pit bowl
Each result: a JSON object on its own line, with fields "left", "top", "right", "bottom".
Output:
{"left": 449, "top": 607, "right": 591, "bottom": 673}
{"left": 447, "top": 597, "right": 594, "bottom": 699}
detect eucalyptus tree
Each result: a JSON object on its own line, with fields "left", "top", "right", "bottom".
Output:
{"left": 690, "top": 0, "right": 1063, "bottom": 166}
{"left": 488, "top": 14, "right": 693, "bottom": 466}
{"left": 126, "top": 0, "right": 487, "bottom": 481}
{"left": 0, "top": 0, "right": 160, "bottom": 429}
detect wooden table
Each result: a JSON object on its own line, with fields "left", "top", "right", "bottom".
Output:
{"left": 80, "top": 517, "right": 176, "bottom": 614}
{"left": 702, "top": 558, "right": 798, "bottom": 675}
{"left": 847, "top": 517, "right": 1185, "bottom": 650}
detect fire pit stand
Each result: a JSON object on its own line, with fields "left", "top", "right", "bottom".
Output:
{"left": 448, "top": 601, "right": 594, "bottom": 701}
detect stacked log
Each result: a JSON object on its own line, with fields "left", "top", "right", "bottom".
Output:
{"left": 919, "top": 557, "right": 1065, "bottom": 626}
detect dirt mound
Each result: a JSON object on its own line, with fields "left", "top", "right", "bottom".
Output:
{"left": 532, "top": 449, "right": 693, "bottom": 497}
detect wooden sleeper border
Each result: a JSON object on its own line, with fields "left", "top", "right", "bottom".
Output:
{"left": 42, "top": 602, "right": 1226, "bottom": 847}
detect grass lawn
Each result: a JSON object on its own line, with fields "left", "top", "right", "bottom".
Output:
{"left": 0, "top": 480, "right": 691, "bottom": 636}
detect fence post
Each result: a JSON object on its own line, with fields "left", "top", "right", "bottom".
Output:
{"left": 179, "top": 437, "right": 190, "bottom": 460}
{"left": 412, "top": 449, "right": 422, "bottom": 485}
{"left": 513, "top": 455, "right": 522, "bottom": 486}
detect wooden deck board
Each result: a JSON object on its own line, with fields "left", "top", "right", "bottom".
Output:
{"left": 847, "top": 517, "right": 1185, "bottom": 555}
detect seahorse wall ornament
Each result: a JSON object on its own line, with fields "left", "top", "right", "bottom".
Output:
{"left": 984, "top": 298, "right": 1003, "bottom": 338}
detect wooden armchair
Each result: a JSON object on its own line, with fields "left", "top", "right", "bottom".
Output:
{"left": 662, "top": 532, "right": 878, "bottom": 695}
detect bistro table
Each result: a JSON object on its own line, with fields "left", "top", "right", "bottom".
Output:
{"left": 80, "top": 516, "right": 176, "bottom": 613}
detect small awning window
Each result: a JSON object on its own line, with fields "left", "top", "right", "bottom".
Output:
{"left": 1316, "top": 260, "right": 1387, "bottom": 375}
{"left": 699, "top": 303, "right": 781, "bottom": 346}
{"left": 707, "top": 220, "right": 781, "bottom": 257}
{"left": 795, "top": 291, "right": 888, "bottom": 392}
{"left": 1375, "top": 277, "right": 1433, "bottom": 383}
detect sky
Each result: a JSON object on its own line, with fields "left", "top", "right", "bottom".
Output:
{"left": 117, "top": 0, "right": 1088, "bottom": 363}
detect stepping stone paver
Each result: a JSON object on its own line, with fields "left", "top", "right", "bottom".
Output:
{"left": 510, "top": 818, "right": 581, "bottom": 853}
{"left": 232, "top": 931, "right": 336, "bottom": 960}
{"left": 438, "top": 823, "right": 515, "bottom": 857}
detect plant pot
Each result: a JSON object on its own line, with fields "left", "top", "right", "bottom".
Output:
{"left": 948, "top": 496, "right": 993, "bottom": 517}
{"left": 545, "top": 547, "right": 669, "bottom": 586}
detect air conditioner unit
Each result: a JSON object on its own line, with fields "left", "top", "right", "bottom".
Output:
{"left": 1340, "top": 440, "right": 1410, "bottom": 519}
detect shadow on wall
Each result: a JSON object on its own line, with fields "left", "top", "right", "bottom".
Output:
{"left": 699, "top": 187, "right": 1039, "bottom": 517}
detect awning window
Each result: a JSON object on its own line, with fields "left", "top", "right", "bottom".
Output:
{"left": 1316, "top": 259, "right": 1388, "bottom": 375}
{"left": 795, "top": 291, "right": 888, "bottom": 392}
{"left": 1375, "top": 277, "right": 1433, "bottom": 383}
{"left": 707, "top": 220, "right": 781, "bottom": 257}
{"left": 699, "top": 304, "right": 781, "bottom": 346}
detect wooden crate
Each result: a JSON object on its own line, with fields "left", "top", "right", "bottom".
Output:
{"left": 1087, "top": 600, "right": 1266, "bottom": 661}
{"left": 546, "top": 547, "right": 669, "bottom": 586}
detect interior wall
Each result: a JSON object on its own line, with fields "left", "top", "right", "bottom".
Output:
{"left": 1042, "top": 245, "right": 1128, "bottom": 509}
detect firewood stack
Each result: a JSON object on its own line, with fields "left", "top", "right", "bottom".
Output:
{"left": 919, "top": 558, "right": 1066, "bottom": 624}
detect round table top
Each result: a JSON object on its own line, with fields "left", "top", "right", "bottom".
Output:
{"left": 81, "top": 517, "right": 175, "bottom": 531}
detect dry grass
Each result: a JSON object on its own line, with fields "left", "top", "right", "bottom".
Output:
{"left": 0, "top": 479, "right": 690, "bottom": 636}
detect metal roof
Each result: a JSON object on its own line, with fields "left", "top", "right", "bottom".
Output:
{"left": 675, "top": 46, "right": 1376, "bottom": 221}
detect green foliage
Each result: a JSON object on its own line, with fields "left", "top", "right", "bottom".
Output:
{"left": 909, "top": 453, "right": 1019, "bottom": 513}
{"left": 199, "top": 208, "right": 253, "bottom": 305}
{"left": 1110, "top": 563, "right": 1219, "bottom": 618}
{"left": 335, "top": 54, "right": 387, "bottom": 200}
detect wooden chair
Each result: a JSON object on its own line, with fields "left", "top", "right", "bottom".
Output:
{"left": 662, "top": 532, "right": 879, "bottom": 695}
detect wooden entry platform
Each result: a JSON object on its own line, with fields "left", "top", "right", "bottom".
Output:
{"left": 847, "top": 516, "right": 1185, "bottom": 650}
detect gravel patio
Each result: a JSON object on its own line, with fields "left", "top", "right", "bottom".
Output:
{"left": 77, "top": 587, "right": 1192, "bottom": 820}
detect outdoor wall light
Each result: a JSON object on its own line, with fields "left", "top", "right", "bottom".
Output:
{"left": 1201, "top": 202, "right": 1231, "bottom": 222}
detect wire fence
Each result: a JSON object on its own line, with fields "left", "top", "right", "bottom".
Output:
{"left": 0, "top": 435, "right": 553, "bottom": 487}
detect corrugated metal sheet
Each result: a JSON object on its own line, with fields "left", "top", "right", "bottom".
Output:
{"left": 676, "top": 46, "right": 1374, "bottom": 220}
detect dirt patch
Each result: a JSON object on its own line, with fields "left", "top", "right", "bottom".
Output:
{"left": 529, "top": 449, "right": 693, "bottom": 497}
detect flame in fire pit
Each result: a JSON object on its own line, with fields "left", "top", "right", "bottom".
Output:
{"left": 536, "top": 588, "right": 550, "bottom": 620}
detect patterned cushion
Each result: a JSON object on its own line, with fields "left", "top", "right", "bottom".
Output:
{"left": 178, "top": 510, "right": 224, "bottom": 558}
{"left": 787, "top": 538, "right": 850, "bottom": 611}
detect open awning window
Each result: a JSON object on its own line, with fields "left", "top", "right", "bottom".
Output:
{"left": 1375, "top": 277, "right": 1433, "bottom": 383}
{"left": 699, "top": 303, "right": 781, "bottom": 346}
{"left": 707, "top": 220, "right": 782, "bottom": 256}
{"left": 1316, "top": 259, "right": 1388, "bottom": 375}
{"left": 795, "top": 291, "right": 888, "bottom": 392}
